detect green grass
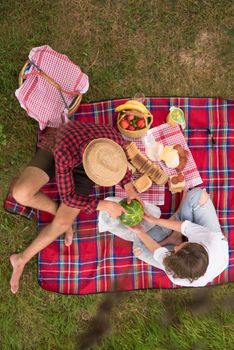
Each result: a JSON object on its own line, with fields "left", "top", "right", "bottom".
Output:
{"left": 0, "top": 0, "right": 234, "bottom": 349}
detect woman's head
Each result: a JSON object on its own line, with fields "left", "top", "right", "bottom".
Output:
{"left": 163, "top": 242, "right": 209, "bottom": 282}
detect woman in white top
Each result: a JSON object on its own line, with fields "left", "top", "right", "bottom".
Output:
{"left": 128, "top": 188, "right": 229, "bottom": 287}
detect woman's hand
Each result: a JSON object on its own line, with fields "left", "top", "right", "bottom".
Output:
{"left": 127, "top": 223, "right": 161, "bottom": 253}
{"left": 124, "top": 182, "right": 144, "bottom": 207}
{"left": 97, "top": 200, "right": 127, "bottom": 218}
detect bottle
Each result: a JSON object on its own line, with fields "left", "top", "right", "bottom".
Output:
{"left": 167, "top": 106, "right": 186, "bottom": 129}
{"left": 133, "top": 92, "right": 145, "bottom": 104}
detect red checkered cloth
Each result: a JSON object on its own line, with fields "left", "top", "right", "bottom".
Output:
{"left": 115, "top": 123, "right": 203, "bottom": 204}
{"left": 4, "top": 190, "right": 36, "bottom": 220}
{"left": 4, "top": 97, "right": 234, "bottom": 293}
{"left": 4, "top": 178, "right": 36, "bottom": 219}
{"left": 15, "top": 45, "right": 89, "bottom": 130}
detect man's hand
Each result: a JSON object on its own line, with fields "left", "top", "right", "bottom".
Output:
{"left": 97, "top": 200, "right": 127, "bottom": 218}
{"left": 124, "top": 182, "right": 144, "bottom": 207}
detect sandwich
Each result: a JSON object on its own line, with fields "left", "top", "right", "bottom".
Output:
{"left": 133, "top": 174, "right": 152, "bottom": 193}
{"left": 169, "top": 173, "right": 185, "bottom": 193}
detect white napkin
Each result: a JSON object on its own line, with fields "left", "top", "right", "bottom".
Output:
{"left": 98, "top": 197, "right": 161, "bottom": 242}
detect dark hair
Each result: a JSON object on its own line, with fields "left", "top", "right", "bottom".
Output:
{"left": 163, "top": 243, "right": 209, "bottom": 282}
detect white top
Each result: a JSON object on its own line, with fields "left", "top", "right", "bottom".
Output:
{"left": 153, "top": 220, "right": 229, "bottom": 287}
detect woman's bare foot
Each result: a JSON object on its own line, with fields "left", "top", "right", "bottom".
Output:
{"left": 64, "top": 226, "right": 74, "bottom": 246}
{"left": 168, "top": 231, "right": 183, "bottom": 245}
{"left": 133, "top": 247, "right": 142, "bottom": 256}
{"left": 159, "top": 231, "right": 183, "bottom": 247}
{"left": 10, "top": 254, "right": 25, "bottom": 294}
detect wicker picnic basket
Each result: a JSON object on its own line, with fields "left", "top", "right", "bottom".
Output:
{"left": 117, "top": 111, "right": 153, "bottom": 139}
{"left": 18, "top": 60, "right": 82, "bottom": 118}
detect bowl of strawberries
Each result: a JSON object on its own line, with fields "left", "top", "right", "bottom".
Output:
{"left": 115, "top": 100, "right": 153, "bottom": 138}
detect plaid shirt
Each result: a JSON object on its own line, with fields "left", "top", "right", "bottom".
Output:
{"left": 51, "top": 121, "right": 132, "bottom": 214}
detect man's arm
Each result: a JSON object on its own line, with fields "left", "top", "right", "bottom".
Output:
{"left": 124, "top": 181, "right": 144, "bottom": 207}
{"left": 55, "top": 147, "right": 100, "bottom": 214}
{"left": 120, "top": 169, "right": 132, "bottom": 188}
{"left": 97, "top": 200, "right": 126, "bottom": 218}
{"left": 55, "top": 146, "right": 127, "bottom": 217}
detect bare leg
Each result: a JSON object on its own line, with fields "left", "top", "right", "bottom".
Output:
{"left": 10, "top": 203, "right": 80, "bottom": 293}
{"left": 13, "top": 165, "right": 75, "bottom": 242}
{"left": 13, "top": 166, "right": 58, "bottom": 215}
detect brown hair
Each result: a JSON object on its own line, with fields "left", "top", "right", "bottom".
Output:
{"left": 163, "top": 243, "right": 209, "bottom": 282}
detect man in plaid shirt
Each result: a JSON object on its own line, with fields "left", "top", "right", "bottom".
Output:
{"left": 10, "top": 121, "right": 142, "bottom": 293}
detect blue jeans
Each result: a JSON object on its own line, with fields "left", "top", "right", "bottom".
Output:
{"left": 133, "top": 188, "right": 221, "bottom": 268}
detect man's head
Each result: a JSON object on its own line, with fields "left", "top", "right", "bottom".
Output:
{"left": 163, "top": 242, "right": 209, "bottom": 282}
{"left": 83, "top": 138, "right": 128, "bottom": 186}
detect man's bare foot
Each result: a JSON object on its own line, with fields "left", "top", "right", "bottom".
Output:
{"left": 10, "top": 254, "right": 25, "bottom": 294}
{"left": 64, "top": 226, "right": 74, "bottom": 246}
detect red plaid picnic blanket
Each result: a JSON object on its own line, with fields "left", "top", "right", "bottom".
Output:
{"left": 15, "top": 45, "right": 89, "bottom": 130}
{"left": 5, "top": 97, "right": 234, "bottom": 293}
{"left": 115, "top": 123, "right": 203, "bottom": 204}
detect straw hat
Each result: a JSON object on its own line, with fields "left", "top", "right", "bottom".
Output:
{"left": 83, "top": 138, "right": 128, "bottom": 186}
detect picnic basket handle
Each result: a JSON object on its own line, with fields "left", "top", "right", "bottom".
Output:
{"left": 147, "top": 113, "right": 153, "bottom": 128}
{"left": 22, "top": 60, "right": 81, "bottom": 96}
{"left": 36, "top": 70, "right": 61, "bottom": 90}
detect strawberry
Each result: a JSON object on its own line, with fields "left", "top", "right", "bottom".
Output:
{"left": 127, "top": 114, "right": 134, "bottom": 121}
{"left": 136, "top": 119, "right": 145, "bottom": 128}
{"left": 120, "top": 119, "right": 129, "bottom": 129}
{"left": 128, "top": 125, "right": 135, "bottom": 131}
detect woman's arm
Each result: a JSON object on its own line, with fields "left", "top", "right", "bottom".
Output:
{"left": 144, "top": 214, "right": 183, "bottom": 233}
{"left": 128, "top": 225, "right": 161, "bottom": 253}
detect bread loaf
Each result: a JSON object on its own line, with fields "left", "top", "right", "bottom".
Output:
{"left": 124, "top": 142, "right": 168, "bottom": 185}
